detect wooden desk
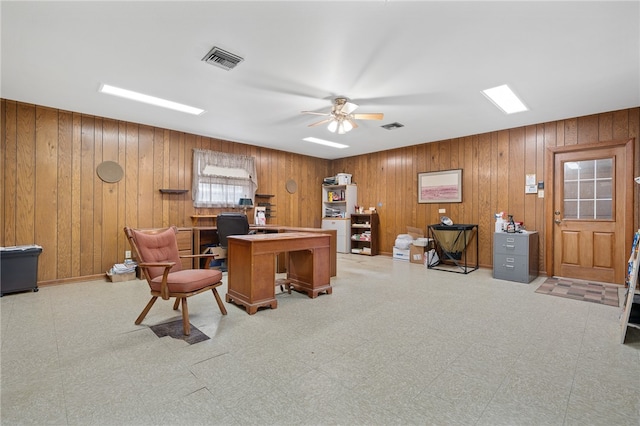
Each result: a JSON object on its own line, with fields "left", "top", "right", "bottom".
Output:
{"left": 225, "top": 232, "right": 331, "bottom": 314}
{"left": 253, "top": 226, "right": 337, "bottom": 277}
{"left": 192, "top": 225, "right": 337, "bottom": 277}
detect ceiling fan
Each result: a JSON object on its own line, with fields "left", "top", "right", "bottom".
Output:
{"left": 301, "top": 97, "right": 384, "bottom": 134}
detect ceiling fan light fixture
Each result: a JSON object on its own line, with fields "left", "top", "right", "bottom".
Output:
{"left": 303, "top": 97, "right": 383, "bottom": 133}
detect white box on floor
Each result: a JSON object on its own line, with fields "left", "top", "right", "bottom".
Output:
{"left": 393, "top": 247, "right": 410, "bottom": 261}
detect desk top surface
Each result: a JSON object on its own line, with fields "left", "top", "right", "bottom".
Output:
{"left": 194, "top": 225, "right": 335, "bottom": 233}
{"left": 227, "top": 232, "right": 331, "bottom": 242}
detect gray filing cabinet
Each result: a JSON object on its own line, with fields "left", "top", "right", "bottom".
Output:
{"left": 493, "top": 231, "right": 538, "bottom": 283}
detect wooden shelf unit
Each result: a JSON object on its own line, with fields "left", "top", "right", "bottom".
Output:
{"left": 350, "top": 213, "right": 379, "bottom": 256}
{"left": 190, "top": 215, "right": 217, "bottom": 226}
{"left": 255, "top": 193, "right": 275, "bottom": 222}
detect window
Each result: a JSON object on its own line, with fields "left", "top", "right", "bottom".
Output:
{"left": 192, "top": 149, "right": 257, "bottom": 208}
{"left": 563, "top": 158, "right": 613, "bottom": 220}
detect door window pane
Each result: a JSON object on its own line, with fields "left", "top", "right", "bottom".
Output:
{"left": 596, "top": 158, "right": 613, "bottom": 179}
{"left": 564, "top": 200, "right": 578, "bottom": 219}
{"left": 563, "top": 158, "right": 613, "bottom": 219}
{"left": 596, "top": 180, "right": 612, "bottom": 199}
{"left": 596, "top": 200, "right": 612, "bottom": 219}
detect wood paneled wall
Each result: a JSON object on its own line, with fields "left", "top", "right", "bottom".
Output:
{"left": 1, "top": 100, "right": 329, "bottom": 284}
{"left": 331, "top": 108, "right": 640, "bottom": 273}
{"left": 2, "top": 99, "right": 638, "bottom": 283}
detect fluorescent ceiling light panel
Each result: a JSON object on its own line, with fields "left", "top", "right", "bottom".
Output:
{"left": 482, "top": 84, "right": 528, "bottom": 114}
{"left": 303, "top": 137, "right": 349, "bottom": 149}
{"left": 99, "top": 84, "right": 205, "bottom": 115}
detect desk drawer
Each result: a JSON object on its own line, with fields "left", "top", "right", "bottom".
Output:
{"left": 494, "top": 234, "right": 528, "bottom": 256}
{"left": 493, "top": 254, "right": 531, "bottom": 283}
{"left": 176, "top": 228, "right": 193, "bottom": 250}
{"left": 177, "top": 228, "right": 193, "bottom": 269}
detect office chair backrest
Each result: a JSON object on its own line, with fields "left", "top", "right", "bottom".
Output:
{"left": 216, "top": 213, "right": 250, "bottom": 248}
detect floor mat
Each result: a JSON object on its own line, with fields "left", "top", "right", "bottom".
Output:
{"left": 149, "top": 319, "right": 210, "bottom": 345}
{"left": 535, "top": 277, "right": 619, "bottom": 307}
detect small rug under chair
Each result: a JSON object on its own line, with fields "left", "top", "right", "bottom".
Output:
{"left": 535, "top": 277, "right": 619, "bottom": 307}
{"left": 150, "top": 319, "right": 210, "bottom": 345}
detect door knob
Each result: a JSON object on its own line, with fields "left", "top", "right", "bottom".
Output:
{"left": 554, "top": 219, "right": 562, "bottom": 224}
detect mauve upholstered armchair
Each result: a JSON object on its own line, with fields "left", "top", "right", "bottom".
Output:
{"left": 124, "top": 226, "right": 227, "bottom": 335}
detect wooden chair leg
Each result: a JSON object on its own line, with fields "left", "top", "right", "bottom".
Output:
{"left": 173, "top": 297, "right": 180, "bottom": 310}
{"left": 211, "top": 288, "right": 228, "bottom": 315}
{"left": 135, "top": 296, "right": 158, "bottom": 325}
{"left": 181, "top": 298, "right": 190, "bottom": 335}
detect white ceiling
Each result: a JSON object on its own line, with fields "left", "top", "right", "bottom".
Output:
{"left": 2, "top": 1, "right": 639, "bottom": 160}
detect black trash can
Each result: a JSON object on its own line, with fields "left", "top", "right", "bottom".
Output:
{"left": 0, "top": 245, "right": 43, "bottom": 296}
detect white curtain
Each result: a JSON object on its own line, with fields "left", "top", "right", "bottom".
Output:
{"left": 192, "top": 149, "right": 258, "bottom": 208}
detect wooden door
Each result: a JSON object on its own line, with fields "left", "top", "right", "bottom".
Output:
{"left": 548, "top": 140, "right": 634, "bottom": 284}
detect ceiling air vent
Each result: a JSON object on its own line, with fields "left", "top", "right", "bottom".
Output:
{"left": 201, "top": 46, "right": 244, "bottom": 71}
{"left": 381, "top": 122, "right": 404, "bottom": 130}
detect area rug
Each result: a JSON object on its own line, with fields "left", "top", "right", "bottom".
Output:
{"left": 535, "top": 277, "right": 619, "bottom": 307}
{"left": 150, "top": 320, "right": 210, "bottom": 345}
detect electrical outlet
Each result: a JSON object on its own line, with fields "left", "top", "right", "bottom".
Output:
{"left": 125, "top": 250, "right": 131, "bottom": 259}
{"left": 438, "top": 208, "right": 446, "bottom": 214}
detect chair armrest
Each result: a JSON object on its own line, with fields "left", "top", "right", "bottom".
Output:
{"left": 179, "top": 254, "right": 218, "bottom": 259}
{"left": 138, "top": 261, "right": 176, "bottom": 268}
{"left": 137, "top": 261, "right": 175, "bottom": 299}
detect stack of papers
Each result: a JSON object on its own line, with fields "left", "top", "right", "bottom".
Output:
{"left": 109, "top": 260, "right": 137, "bottom": 275}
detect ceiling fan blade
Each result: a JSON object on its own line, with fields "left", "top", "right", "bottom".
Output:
{"left": 353, "top": 113, "right": 384, "bottom": 120}
{"left": 347, "top": 118, "right": 358, "bottom": 129}
{"left": 301, "top": 111, "right": 330, "bottom": 116}
{"left": 308, "top": 118, "right": 333, "bottom": 127}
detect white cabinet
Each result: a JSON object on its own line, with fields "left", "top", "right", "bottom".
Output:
{"left": 322, "top": 218, "right": 350, "bottom": 254}
{"left": 322, "top": 184, "right": 357, "bottom": 254}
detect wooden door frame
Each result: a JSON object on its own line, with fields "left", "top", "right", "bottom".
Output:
{"left": 544, "top": 138, "right": 634, "bottom": 280}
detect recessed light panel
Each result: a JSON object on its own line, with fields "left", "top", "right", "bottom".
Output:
{"left": 303, "top": 137, "right": 349, "bottom": 149}
{"left": 99, "top": 84, "right": 205, "bottom": 115}
{"left": 482, "top": 84, "right": 528, "bottom": 114}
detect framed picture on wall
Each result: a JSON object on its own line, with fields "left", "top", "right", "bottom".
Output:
{"left": 418, "top": 169, "right": 462, "bottom": 203}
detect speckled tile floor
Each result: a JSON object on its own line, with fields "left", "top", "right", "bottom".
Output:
{"left": 2, "top": 254, "right": 639, "bottom": 425}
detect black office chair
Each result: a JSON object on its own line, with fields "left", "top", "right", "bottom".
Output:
{"left": 216, "top": 213, "right": 250, "bottom": 249}
{"left": 216, "top": 213, "right": 251, "bottom": 273}
{"left": 216, "top": 213, "right": 288, "bottom": 293}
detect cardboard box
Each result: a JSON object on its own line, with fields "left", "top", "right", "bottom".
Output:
{"left": 409, "top": 244, "right": 426, "bottom": 264}
{"left": 203, "top": 246, "right": 227, "bottom": 260}
{"left": 393, "top": 247, "right": 410, "bottom": 261}
{"left": 106, "top": 271, "right": 136, "bottom": 282}
{"left": 406, "top": 226, "right": 425, "bottom": 240}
